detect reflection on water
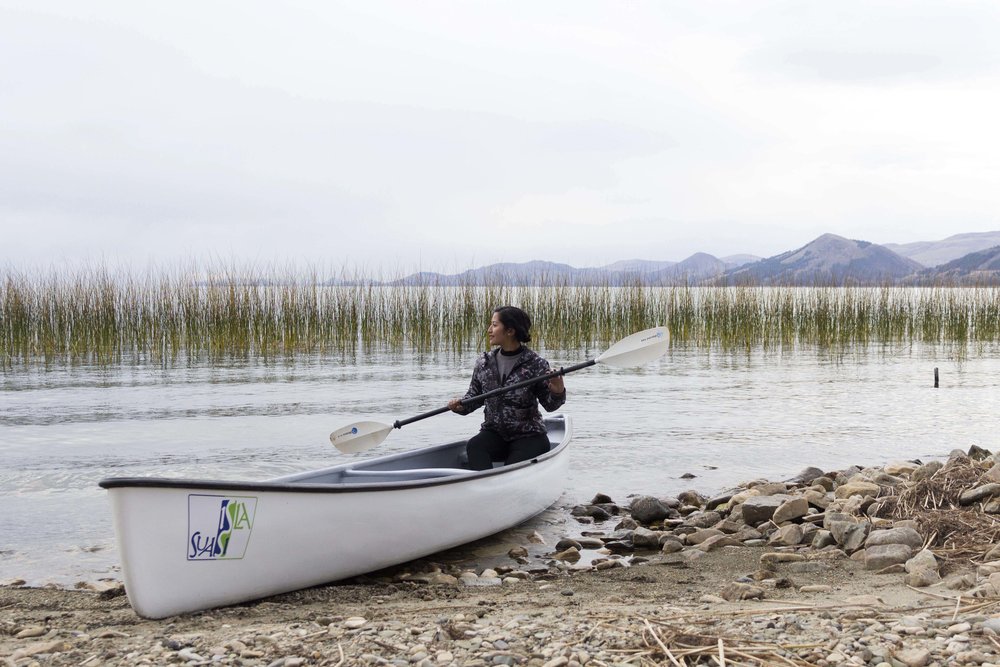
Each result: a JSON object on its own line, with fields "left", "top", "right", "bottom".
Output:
{"left": 2, "top": 343, "right": 1000, "bottom": 586}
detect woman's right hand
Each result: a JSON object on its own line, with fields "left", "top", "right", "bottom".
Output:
{"left": 448, "top": 397, "right": 464, "bottom": 413}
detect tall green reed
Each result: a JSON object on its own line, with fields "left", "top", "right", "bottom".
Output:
{"left": 3, "top": 264, "right": 1000, "bottom": 368}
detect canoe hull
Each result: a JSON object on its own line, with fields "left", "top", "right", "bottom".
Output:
{"left": 102, "top": 415, "right": 571, "bottom": 618}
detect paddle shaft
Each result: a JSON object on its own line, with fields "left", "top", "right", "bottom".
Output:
{"left": 391, "top": 359, "right": 596, "bottom": 430}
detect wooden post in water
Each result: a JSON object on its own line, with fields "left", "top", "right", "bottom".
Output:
{"left": 934, "top": 367, "right": 939, "bottom": 388}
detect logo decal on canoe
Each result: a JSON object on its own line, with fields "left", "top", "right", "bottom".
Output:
{"left": 187, "top": 494, "right": 257, "bottom": 561}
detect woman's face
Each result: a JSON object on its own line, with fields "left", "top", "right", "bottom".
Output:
{"left": 488, "top": 313, "right": 515, "bottom": 346}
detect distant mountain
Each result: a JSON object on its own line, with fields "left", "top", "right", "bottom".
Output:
{"left": 720, "top": 254, "right": 760, "bottom": 268}
{"left": 599, "top": 259, "right": 677, "bottom": 273}
{"left": 342, "top": 232, "right": 1000, "bottom": 287}
{"left": 919, "top": 245, "right": 1000, "bottom": 284}
{"left": 389, "top": 260, "right": 590, "bottom": 286}
{"left": 724, "top": 234, "right": 924, "bottom": 285}
{"left": 885, "top": 231, "right": 1000, "bottom": 267}
{"left": 389, "top": 253, "right": 760, "bottom": 286}
{"left": 647, "top": 252, "right": 727, "bottom": 284}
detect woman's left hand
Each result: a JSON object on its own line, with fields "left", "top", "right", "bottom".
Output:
{"left": 548, "top": 369, "right": 565, "bottom": 394}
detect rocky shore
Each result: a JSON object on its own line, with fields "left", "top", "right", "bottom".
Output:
{"left": 7, "top": 447, "right": 1000, "bottom": 666}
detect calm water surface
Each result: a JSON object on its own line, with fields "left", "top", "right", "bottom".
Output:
{"left": 2, "top": 343, "right": 999, "bottom": 586}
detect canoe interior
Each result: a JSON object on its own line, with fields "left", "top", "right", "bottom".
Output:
{"left": 274, "top": 414, "right": 569, "bottom": 485}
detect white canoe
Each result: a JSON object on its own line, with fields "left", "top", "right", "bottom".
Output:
{"left": 99, "top": 414, "right": 572, "bottom": 618}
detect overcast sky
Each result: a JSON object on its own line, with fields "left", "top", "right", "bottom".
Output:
{"left": 3, "top": 1, "right": 1000, "bottom": 274}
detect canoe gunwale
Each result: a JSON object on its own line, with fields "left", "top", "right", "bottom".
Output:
{"left": 98, "top": 415, "right": 570, "bottom": 494}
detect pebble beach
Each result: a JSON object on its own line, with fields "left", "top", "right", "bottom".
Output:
{"left": 7, "top": 446, "right": 1000, "bottom": 666}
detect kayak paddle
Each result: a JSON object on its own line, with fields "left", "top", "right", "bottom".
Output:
{"left": 329, "top": 326, "right": 669, "bottom": 454}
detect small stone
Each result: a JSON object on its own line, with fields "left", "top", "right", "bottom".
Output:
{"left": 904, "top": 569, "right": 941, "bottom": 587}
{"left": 698, "top": 535, "right": 743, "bottom": 552}
{"left": 720, "top": 582, "right": 765, "bottom": 601}
{"left": 527, "top": 531, "right": 545, "bottom": 544}
{"left": 437, "top": 651, "right": 454, "bottom": 663}
{"left": 759, "top": 551, "right": 806, "bottom": 564}
{"left": 844, "top": 594, "right": 884, "bottom": 606}
{"left": 895, "top": 647, "right": 931, "bottom": 667}
{"left": 507, "top": 546, "right": 529, "bottom": 560}
{"left": 178, "top": 648, "right": 206, "bottom": 661}
{"left": 684, "top": 528, "right": 724, "bottom": 545}
{"left": 554, "top": 538, "right": 582, "bottom": 551}
{"left": 343, "top": 617, "right": 368, "bottom": 629}
{"left": 550, "top": 546, "right": 581, "bottom": 562}
{"left": 15, "top": 626, "right": 47, "bottom": 639}
{"left": 464, "top": 577, "right": 502, "bottom": 587}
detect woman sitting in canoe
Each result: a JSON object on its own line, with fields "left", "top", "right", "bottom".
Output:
{"left": 448, "top": 306, "right": 566, "bottom": 470}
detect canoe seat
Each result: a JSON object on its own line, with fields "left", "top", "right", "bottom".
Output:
{"left": 342, "top": 468, "right": 471, "bottom": 480}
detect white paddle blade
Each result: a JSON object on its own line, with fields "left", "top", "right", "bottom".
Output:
{"left": 595, "top": 326, "right": 669, "bottom": 368}
{"left": 330, "top": 421, "right": 394, "bottom": 454}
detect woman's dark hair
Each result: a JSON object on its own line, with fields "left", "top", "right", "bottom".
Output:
{"left": 493, "top": 305, "right": 532, "bottom": 343}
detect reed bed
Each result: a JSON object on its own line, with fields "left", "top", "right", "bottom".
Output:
{"left": 4, "top": 265, "right": 1000, "bottom": 367}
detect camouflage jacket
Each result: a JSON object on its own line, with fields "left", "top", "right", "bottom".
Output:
{"left": 457, "top": 347, "right": 566, "bottom": 440}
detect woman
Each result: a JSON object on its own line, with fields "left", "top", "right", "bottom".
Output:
{"left": 448, "top": 306, "right": 566, "bottom": 470}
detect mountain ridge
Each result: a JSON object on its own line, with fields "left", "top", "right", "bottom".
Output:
{"left": 357, "top": 231, "right": 1000, "bottom": 286}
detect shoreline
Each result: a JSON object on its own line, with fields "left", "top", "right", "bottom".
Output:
{"left": 6, "top": 449, "right": 1000, "bottom": 665}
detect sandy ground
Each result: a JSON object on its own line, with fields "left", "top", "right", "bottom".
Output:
{"left": 0, "top": 541, "right": 971, "bottom": 667}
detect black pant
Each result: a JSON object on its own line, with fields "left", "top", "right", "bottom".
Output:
{"left": 466, "top": 429, "right": 551, "bottom": 471}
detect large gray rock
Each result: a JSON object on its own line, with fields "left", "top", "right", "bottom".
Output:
{"left": 698, "top": 535, "right": 743, "bottom": 552}
{"left": 865, "top": 527, "right": 923, "bottom": 551}
{"left": 772, "top": 497, "right": 809, "bottom": 524}
{"left": 677, "top": 490, "right": 706, "bottom": 507}
{"left": 865, "top": 543, "right": 914, "bottom": 570}
{"left": 960, "top": 484, "right": 1000, "bottom": 506}
{"left": 685, "top": 528, "right": 724, "bottom": 545}
{"left": 984, "top": 464, "right": 1000, "bottom": 484}
{"left": 811, "top": 530, "right": 836, "bottom": 549}
{"left": 750, "top": 483, "right": 788, "bottom": 496}
{"left": 823, "top": 512, "right": 855, "bottom": 530}
{"left": 830, "top": 521, "right": 870, "bottom": 553}
{"left": 660, "top": 537, "right": 683, "bottom": 553}
{"left": 835, "top": 481, "right": 880, "bottom": 499}
{"left": 631, "top": 527, "right": 662, "bottom": 548}
{"left": 630, "top": 496, "right": 672, "bottom": 523}
{"left": 682, "top": 510, "right": 723, "bottom": 529}
{"left": 905, "top": 549, "right": 938, "bottom": 573}
{"left": 803, "top": 489, "right": 832, "bottom": 509}
{"left": 789, "top": 466, "right": 826, "bottom": 485}
{"left": 741, "top": 495, "right": 790, "bottom": 526}
{"left": 912, "top": 460, "right": 943, "bottom": 482}
{"left": 904, "top": 549, "right": 940, "bottom": 587}
{"left": 768, "top": 524, "right": 804, "bottom": 547}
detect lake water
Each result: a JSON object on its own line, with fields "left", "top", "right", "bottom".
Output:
{"left": 2, "top": 342, "right": 999, "bottom": 587}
